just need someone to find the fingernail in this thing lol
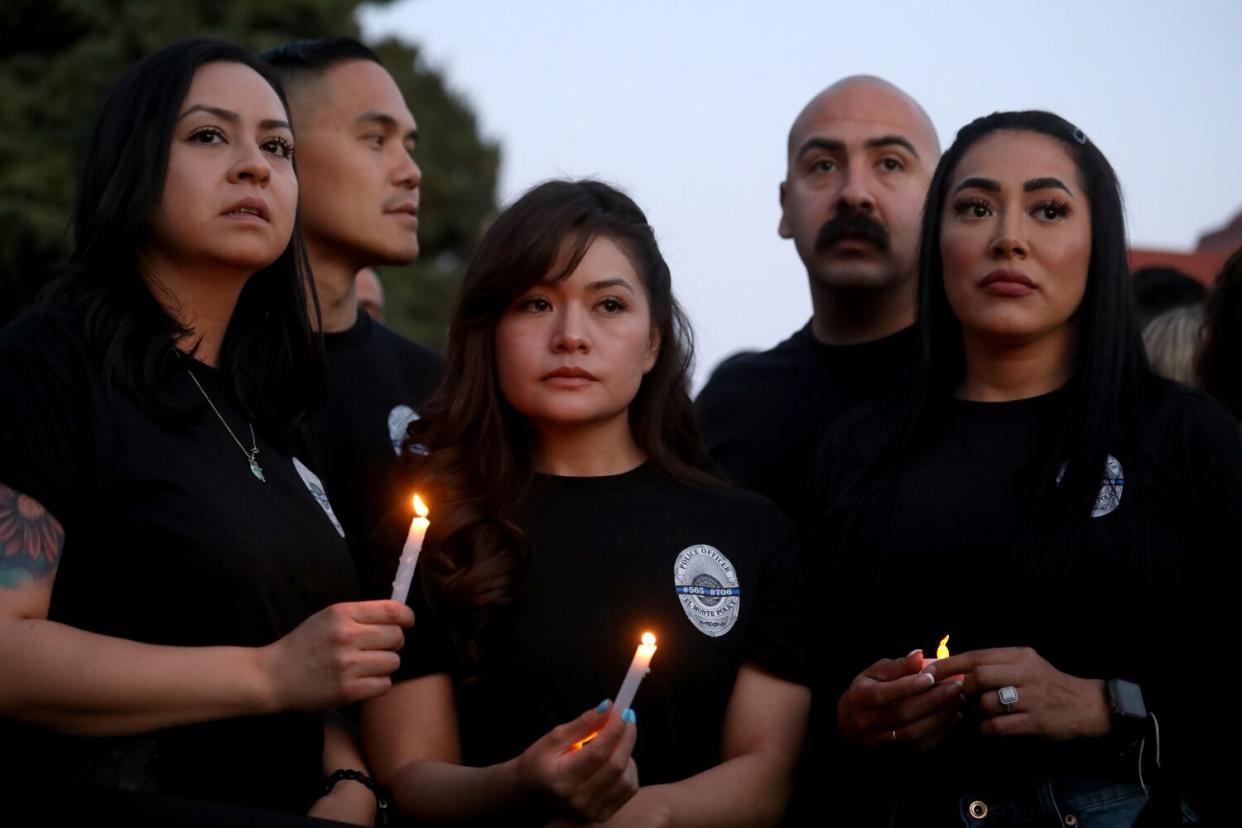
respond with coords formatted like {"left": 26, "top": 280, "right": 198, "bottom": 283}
{"left": 921, "top": 663, "right": 936, "bottom": 677}
{"left": 919, "top": 673, "right": 935, "bottom": 688}
{"left": 906, "top": 649, "right": 923, "bottom": 658}
{"left": 952, "top": 680, "right": 964, "bottom": 690}
{"left": 596, "top": 699, "right": 611, "bottom": 713}
{"left": 621, "top": 708, "right": 637, "bottom": 725}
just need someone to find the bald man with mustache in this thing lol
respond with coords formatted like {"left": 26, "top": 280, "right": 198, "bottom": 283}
{"left": 697, "top": 76, "right": 942, "bottom": 826}
{"left": 697, "top": 76, "right": 940, "bottom": 526}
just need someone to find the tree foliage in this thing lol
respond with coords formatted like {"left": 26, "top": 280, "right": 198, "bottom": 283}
{"left": 0, "top": 0, "right": 499, "bottom": 348}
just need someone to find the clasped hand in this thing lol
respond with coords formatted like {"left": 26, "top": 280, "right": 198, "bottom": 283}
{"left": 839, "top": 645, "right": 1110, "bottom": 750}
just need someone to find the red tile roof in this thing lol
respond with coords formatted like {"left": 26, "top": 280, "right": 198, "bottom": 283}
{"left": 1129, "top": 249, "right": 1232, "bottom": 286}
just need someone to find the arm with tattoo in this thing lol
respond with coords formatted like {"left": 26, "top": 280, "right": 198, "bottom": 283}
{"left": 0, "top": 484, "right": 63, "bottom": 593}
{"left": 0, "top": 482, "right": 413, "bottom": 736}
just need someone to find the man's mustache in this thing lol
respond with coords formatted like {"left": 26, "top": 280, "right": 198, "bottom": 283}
{"left": 815, "top": 212, "right": 890, "bottom": 251}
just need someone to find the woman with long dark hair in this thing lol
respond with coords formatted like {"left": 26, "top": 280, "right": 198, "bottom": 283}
{"left": 0, "top": 40, "right": 411, "bottom": 821}
{"left": 362, "top": 180, "right": 810, "bottom": 826}
{"left": 814, "top": 111, "right": 1240, "bottom": 825}
{"left": 1196, "top": 245, "right": 1242, "bottom": 420}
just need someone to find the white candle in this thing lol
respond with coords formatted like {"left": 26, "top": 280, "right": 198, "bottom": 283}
{"left": 390, "top": 494, "right": 430, "bottom": 605}
{"left": 611, "top": 632, "right": 658, "bottom": 719}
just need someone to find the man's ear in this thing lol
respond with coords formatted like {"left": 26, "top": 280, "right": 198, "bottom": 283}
{"left": 778, "top": 180, "right": 793, "bottom": 239}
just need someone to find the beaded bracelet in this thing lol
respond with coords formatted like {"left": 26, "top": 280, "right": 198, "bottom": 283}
{"left": 323, "top": 768, "right": 390, "bottom": 826}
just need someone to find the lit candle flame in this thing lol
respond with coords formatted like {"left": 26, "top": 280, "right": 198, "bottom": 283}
{"left": 412, "top": 494, "right": 429, "bottom": 517}
{"left": 641, "top": 632, "right": 656, "bottom": 647}
{"left": 936, "top": 635, "right": 950, "bottom": 660}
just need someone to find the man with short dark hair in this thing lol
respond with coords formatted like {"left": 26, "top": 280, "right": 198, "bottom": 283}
{"left": 263, "top": 39, "right": 441, "bottom": 598}
{"left": 696, "top": 76, "right": 940, "bottom": 523}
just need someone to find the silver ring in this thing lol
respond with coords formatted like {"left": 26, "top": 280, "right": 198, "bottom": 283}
{"left": 890, "top": 728, "right": 898, "bottom": 743}
{"left": 997, "top": 685, "right": 1019, "bottom": 713}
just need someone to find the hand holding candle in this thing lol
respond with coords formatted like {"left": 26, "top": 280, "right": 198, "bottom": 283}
{"left": 517, "top": 704, "right": 639, "bottom": 821}
{"left": 838, "top": 639, "right": 966, "bottom": 750}
{"left": 390, "top": 494, "right": 429, "bottom": 605}
{"left": 568, "top": 631, "right": 657, "bottom": 752}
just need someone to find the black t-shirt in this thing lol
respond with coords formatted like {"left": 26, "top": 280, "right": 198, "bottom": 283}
{"left": 810, "top": 379, "right": 1242, "bottom": 807}
{"left": 0, "top": 304, "right": 357, "bottom": 814}
{"left": 695, "top": 322, "right": 918, "bottom": 523}
{"left": 303, "top": 311, "right": 441, "bottom": 598}
{"left": 395, "top": 464, "right": 805, "bottom": 811}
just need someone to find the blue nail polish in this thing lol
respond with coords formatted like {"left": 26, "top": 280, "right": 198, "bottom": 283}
{"left": 621, "top": 708, "right": 637, "bottom": 725}
{"left": 596, "top": 699, "right": 611, "bottom": 714}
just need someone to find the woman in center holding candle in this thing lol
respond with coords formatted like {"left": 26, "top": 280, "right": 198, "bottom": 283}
{"left": 362, "top": 179, "right": 810, "bottom": 826}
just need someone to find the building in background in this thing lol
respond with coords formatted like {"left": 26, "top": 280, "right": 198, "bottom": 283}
{"left": 1130, "top": 208, "right": 1242, "bottom": 285}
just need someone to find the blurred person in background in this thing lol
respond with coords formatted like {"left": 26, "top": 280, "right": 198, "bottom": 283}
{"left": 1130, "top": 266, "right": 1204, "bottom": 329}
{"left": 1195, "top": 246, "right": 1242, "bottom": 420}
{"left": 1141, "top": 304, "right": 1203, "bottom": 387}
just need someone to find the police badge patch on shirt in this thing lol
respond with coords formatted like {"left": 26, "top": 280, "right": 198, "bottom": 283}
{"left": 1092, "top": 455, "right": 1125, "bottom": 517}
{"left": 673, "top": 544, "right": 741, "bottom": 637}
{"left": 292, "top": 457, "right": 346, "bottom": 538}
{"left": 389, "top": 404, "right": 430, "bottom": 458}
{"left": 387, "top": 405, "right": 420, "bottom": 456}
{"left": 1056, "top": 454, "right": 1125, "bottom": 518}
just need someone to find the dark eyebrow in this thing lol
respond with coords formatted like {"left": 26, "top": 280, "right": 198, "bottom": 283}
{"left": 1024, "top": 177, "right": 1073, "bottom": 196}
{"left": 952, "top": 176, "right": 1076, "bottom": 198}
{"left": 864, "top": 134, "right": 919, "bottom": 159}
{"left": 953, "top": 177, "right": 1001, "bottom": 195}
{"left": 586, "top": 278, "right": 635, "bottom": 294}
{"left": 356, "top": 111, "right": 420, "bottom": 143}
{"left": 794, "top": 137, "right": 845, "bottom": 161}
{"left": 180, "top": 104, "right": 236, "bottom": 122}
{"left": 178, "top": 104, "right": 289, "bottom": 131}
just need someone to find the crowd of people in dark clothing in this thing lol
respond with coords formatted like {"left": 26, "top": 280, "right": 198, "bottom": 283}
{"left": 1, "top": 33, "right": 1239, "bottom": 828}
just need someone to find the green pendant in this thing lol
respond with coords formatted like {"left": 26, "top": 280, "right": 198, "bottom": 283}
{"left": 249, "top": 456, "right": 266, "bottom": 483}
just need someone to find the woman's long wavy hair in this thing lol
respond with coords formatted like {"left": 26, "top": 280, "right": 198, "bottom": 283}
{"left": 43, "top": 39, "right": 322, "bottom": 439}
{"left": 412, "top": 179, "right": 716, "bottom": 668}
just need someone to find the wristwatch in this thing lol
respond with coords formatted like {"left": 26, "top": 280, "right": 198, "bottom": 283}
{"left": 1105, "top": 678, "right": 1148, "bottom": 742}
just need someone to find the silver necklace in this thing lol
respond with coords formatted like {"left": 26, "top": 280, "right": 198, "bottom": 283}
{"left": 185, "top": 368, "right": 266, "bottom": 483}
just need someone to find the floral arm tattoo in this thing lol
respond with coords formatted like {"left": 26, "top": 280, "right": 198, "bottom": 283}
{"left": 0, "top": 483, "right": 64, "bottom": 590}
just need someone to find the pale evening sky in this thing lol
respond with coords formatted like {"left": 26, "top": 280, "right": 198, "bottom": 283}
{"left": 360, "top": 0, "right": 1242, "bottom": 388}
